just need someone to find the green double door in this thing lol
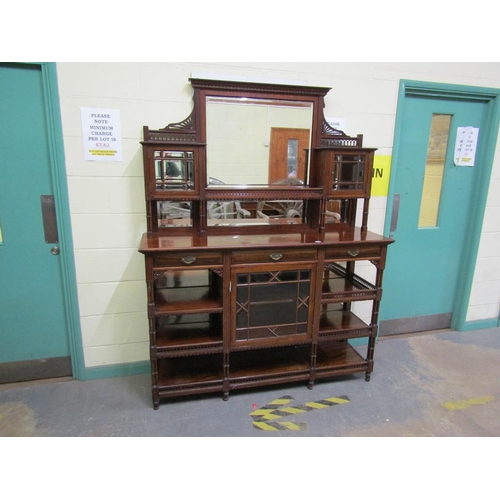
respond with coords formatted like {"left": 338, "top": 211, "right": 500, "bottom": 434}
{"left": 380, "top": 81, "right": 499, "bottom": 334}
{"left": 0, "top": 63, "right": 74, "bottom": 382}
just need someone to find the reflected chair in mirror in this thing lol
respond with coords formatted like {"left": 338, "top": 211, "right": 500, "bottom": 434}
{"left": 158, "top": 200, "right": 191, "bottom": 220}
{"left": 208, "top": 177, "right": 251, "bottom": 220}
{"left": 256, "top": 178, "right": 341, "bottom": 221}
{"left": 256, "top": 177, "right": 304, "bottom": 220}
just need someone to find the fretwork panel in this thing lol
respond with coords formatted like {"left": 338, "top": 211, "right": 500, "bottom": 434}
{"left": 234, "top": 268, "right": 311, "bottom": 342}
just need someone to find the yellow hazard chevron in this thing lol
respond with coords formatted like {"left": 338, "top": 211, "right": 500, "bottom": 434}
{"left": 253, "top": 421, "right": 308, "bottom": 431}
{"left": 250, "top": 395, "right": 350, "bottom": 431}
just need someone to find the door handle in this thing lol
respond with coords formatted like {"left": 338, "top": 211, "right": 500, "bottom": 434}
{"left": 390, "top": 194, "right": 400, "bottom": 235}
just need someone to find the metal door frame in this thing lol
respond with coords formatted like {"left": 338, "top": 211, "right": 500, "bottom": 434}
{"left": 30, "top": 62, "right": 85, "bottom": 378}
{"left": 383, "top": 80, "right": 500, "bottom": 331}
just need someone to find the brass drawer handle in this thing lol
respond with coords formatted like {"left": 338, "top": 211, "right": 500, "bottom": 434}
{"left": 347, "top": 249, "right": 360, "bottom": 257}
{"left": 181, "top": 256, "right": 196, "bottom": 265}
{"left": 270, "top": 253, "right": 283, "bottom": 261}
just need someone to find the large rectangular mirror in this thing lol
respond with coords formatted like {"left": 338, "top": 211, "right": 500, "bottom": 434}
{"left": 206, "top": 96, "right": 313, "bottom": 187}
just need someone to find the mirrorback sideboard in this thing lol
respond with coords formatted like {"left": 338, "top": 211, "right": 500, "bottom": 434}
{"left": 138, "top": 78, "right": 394, "bottom": 409}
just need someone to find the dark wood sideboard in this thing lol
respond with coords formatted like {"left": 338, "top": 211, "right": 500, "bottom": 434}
{"left": 139, "top": 78, "right": 394, "bottom": 409}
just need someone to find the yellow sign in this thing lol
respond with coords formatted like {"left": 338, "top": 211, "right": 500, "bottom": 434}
{"left": 371, "top": 155, "right": 392, "bottom": 197}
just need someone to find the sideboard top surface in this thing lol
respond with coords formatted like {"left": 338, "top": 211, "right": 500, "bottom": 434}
{"left": 139, "top": 229, "right": 394, "bottom": 254}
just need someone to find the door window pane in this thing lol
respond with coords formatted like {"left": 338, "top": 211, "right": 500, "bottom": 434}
{"left": 418, "top": 114, "right": 452, "bottom": 227}
{"left": 287, "top": 139, "right": 299, "bottom": 176}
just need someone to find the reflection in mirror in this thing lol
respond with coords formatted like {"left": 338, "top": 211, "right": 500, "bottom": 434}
{"left": 157, "top": 201, "right": 193, "bottom": 227}
{"left": 325, "top": 199, "right": 345, "bottom": 224}
{"left": 206, "top": 97, "right": 313, "bottom": 185}
{"left": 256, "top": 199, "right": 303, "bottom": 220}
{"left": 206, "top": 199, "right": 304, "bottom": 227}
{"left": 208, "top": 199, "right": 251, "bottom": 220}
{"left": 207, "top": 176, "right": 305, "bottom": 226}
{"left": 154, "top": 150, "right": 194, "bottom": 191}
{"left": 287, "top": 139, "right": 299, "bottom": 175}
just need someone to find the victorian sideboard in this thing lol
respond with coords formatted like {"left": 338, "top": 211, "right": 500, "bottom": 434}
{"left": 139, "top": 78, "right": 394, "bottom": 409}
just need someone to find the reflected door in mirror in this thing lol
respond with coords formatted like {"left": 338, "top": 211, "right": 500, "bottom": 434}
{"left": 269, "top": 128, "right": 310, "bottom": 184}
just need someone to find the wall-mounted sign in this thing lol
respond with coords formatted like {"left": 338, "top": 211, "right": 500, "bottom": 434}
{"left": 325, "top": 117, "right": 347, "bottom": 133}
{"left": 81, "top": 107, "right": 123, "bottom": 161}
{"left": 454, "top": 126, "right": 479, "bottom": 167}
{"left": 371, "top": 155, "right": 392, "bottom": 197}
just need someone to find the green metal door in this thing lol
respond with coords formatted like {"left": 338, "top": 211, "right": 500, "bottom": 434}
{"left": 380, "top": 81, "right": 500, "bottom": 335}
{"left": 0, "top": 63, "right": 73, "bottom": 382}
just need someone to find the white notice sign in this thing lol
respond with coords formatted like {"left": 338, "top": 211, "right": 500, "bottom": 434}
{"left": 454, "top": 126, "right": 479, "bottom": 167}
{"left": 81, "top": 107, "right": 123, "bottom": 161}
{"left": 325, "top": 117, "right": 348, "bottom": 133}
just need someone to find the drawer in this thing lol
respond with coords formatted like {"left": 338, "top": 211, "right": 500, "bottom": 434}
{"left": 324, "top": 244, "right": 381, "bottom": 261}
{"left": 232, "top": 248, "right": 317, "bottom": 264}
{"left": 153, "top": 252, "right": 222, "bottom": 268}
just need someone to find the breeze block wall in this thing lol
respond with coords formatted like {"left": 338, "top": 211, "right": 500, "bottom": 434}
{"left": 55, "top": 62, "right": 500, "bottom": 371}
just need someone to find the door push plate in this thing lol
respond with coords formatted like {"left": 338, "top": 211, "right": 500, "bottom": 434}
{"left": 40, "top": 195, "right": 59, "bottom": 244}
{"left": 390, "top": 194, "right": 400, "bottom": 234}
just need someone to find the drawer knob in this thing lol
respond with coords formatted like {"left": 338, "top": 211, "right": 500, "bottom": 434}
{"left": 347, "top": 249, "right": 360, "bottom": 257}
{"left": 270, "top": 253, "right": 283, "bottom": 261}
{"left": 181, "top": 256, "right": 197, "bottom": 265}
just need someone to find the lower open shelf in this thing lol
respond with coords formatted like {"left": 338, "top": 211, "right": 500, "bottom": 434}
{"left": 318, "top": 310, "right": 373, "bottom": 340}
{"left": 154, "top": 340, "right": 368, "bottom": 406}
{"left": 314, "top": 341, "right": 368, "bottom": 379}
{"left": 156, "top": 315, "right": 223, "bottom": 355}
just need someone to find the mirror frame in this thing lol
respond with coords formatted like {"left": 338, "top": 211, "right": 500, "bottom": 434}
{"left": 190, "top": 78, "right": 329, "bottom": 195}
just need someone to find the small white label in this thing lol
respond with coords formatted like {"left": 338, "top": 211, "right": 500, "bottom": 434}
{"left": 454, "top": 126, "right": 479, "bottom": 167}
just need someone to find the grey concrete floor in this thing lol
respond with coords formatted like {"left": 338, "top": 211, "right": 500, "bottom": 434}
{"left": 1, "top": 327, "right": 499, "bottom": 437}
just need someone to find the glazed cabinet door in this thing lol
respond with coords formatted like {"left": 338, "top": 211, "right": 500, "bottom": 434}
{"left": 315, "top": 148, "right": 374, "bottom": 198}
{"left": 142, "top": 143, "right": 205, "bottom": 233}
{"left": 149, "top": 149, "right": 197, "bottom": 195}
{"left": 330, "top": 150, "right": 372, "bottom": 197}
{"left": 229, "top": 261, "right": 317, "bottom": 348}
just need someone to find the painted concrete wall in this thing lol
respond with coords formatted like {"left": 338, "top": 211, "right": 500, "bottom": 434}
{"left": 55, "top": 62, "right": 500, "bottom": 369}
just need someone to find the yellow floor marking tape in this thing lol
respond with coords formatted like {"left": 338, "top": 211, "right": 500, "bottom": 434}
{"left": 441, "top": 395, "right": 495, "bottom": 411}
{"left": 253, "top": 421, "right": 308, "bottom": 431}
{"left": 277, "top": 406, "right": 307, "bottom": 415}
{"left": 249, "top": 395, "right": 294, "bottom": 421}
{"left": 251, "top": 395, "right": 350, "bottom": 431}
